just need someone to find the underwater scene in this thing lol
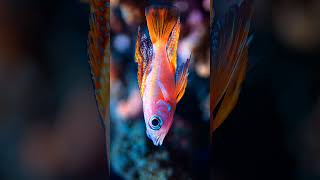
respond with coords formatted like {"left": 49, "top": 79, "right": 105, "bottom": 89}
{"left": 109, "top": 0, "right": 210, "bottom": 179}
{"left": 0, "top": 0, "right": 319, "bottom": 179}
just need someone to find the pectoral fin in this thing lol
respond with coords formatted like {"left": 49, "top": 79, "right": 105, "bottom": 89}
{"left": 157, "top": 80, "right": 170, "bottom": 101}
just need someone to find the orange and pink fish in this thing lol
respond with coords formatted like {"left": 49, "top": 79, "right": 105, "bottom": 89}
{"left": 135, "top": 6, "right": 190, "bottom": 146}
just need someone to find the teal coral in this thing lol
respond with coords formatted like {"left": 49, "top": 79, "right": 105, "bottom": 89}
{"left": 111, "top": 120, "right": 174, "bottom": 179}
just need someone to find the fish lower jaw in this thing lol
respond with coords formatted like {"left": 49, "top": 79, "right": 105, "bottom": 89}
{"left": 152, "top": 137, "right": 163, "bottom": 146}
{"left": 146, "top": 131, "right": 164, "bottom": 146}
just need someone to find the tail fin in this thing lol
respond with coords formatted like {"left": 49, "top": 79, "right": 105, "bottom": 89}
{"left": 210, "top": 0, "right": 253, "bottom": 134}
{"left": 145, "top": 6, "right": 179, "bottom": 44}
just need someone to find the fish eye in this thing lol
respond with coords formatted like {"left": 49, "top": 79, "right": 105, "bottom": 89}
{"left": 149, "top": 115, "right": 162, "bottom": 130}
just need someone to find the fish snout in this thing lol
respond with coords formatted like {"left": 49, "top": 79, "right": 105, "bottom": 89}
{"left": 146, "top": 130, "right": 165, "bottom": 146}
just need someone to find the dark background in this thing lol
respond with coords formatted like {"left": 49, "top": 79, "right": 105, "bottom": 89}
{"left": 0, "top": 0, "right": 107, "bottom": 179}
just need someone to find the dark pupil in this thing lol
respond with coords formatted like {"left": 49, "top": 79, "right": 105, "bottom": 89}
{"left": 151, "top": 118, "right": 159, "bottom": 126}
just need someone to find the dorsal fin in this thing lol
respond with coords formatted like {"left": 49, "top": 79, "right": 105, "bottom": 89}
{"left": 135, "top": 26, "right": 153, "bottom": 96}
{"left": 210, "top": 0, "right": 253, "bottom": 133}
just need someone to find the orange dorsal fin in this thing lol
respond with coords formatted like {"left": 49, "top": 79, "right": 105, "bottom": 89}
{"left": 145, "top": 6, "right": 179, "bottom": 45}
{"left": 210, "top": 0, "right": 253, "bottom": 133}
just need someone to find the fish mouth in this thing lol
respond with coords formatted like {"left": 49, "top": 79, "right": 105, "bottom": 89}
{"left": 146, "top": 131, "right": 165, "bottom": 146}
{"left": 153, "top": 135, "right": 165, "bottom": 146}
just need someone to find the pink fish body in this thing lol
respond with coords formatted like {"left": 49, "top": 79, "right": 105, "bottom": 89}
{"left": 135, "top": 6, "right": 190, "bottom": 146}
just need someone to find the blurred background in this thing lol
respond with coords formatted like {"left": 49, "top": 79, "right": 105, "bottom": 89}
{"left": 0, "top": 0, "right": 107, "bottom": 179}
{"left": 1, "top": 0, "right": 319, "bottom": 179}
{"left": 109, "top": 0, "right": 210, "bottom": 179}
{"left": 212, "top": 0, "right": 320, "bottom": 180}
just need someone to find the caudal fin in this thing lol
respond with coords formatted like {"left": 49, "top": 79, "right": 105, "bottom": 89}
{"left": 145, "top": 6, "right": 179, "bottom": 44}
